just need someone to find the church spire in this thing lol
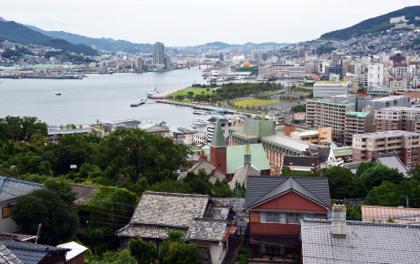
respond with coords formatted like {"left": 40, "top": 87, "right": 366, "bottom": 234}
{"left": 211, "top": 119, "right": 226, "bottom": 147}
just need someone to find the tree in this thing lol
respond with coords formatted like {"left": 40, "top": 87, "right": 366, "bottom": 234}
{"left": 318, "top": 167, "right": 366, "bottom": 199}
{"left": 365, "top": 181, "right": 405, "bottom": 206}
{"left": 91, "top": 249, "right": 137, "bottom": 264}
{"left": 11, "top": 189, "right": 79, "bottom": 245}
{"left": 0, "top": 116, "right": 47, "bottom": 141}
{"left": 359, "top": 164, "right": 404, "bottom": 191}
{"left": 128, "top": 238, "right": 157, "bottom": 264}
{"left": 160, "top": 232, "right": 201, "bottom": 264}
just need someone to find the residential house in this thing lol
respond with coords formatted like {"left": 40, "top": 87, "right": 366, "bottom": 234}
{"left": 117, "top": 192, "right": 236, "bottom": 264}
{"left": 2, "top": 240, "right": 68, "bottom": 264}
{"left": 0, "top": 177, "right": 43, "bottom": 233}
{"left": 245, "top": 176, "right": 330, "bottom": 258}
{"left": 281, "top": 156, "right": 319, "bottom": 172}
{"left": 301, "top": 205, "right": 420, "bottom": 264}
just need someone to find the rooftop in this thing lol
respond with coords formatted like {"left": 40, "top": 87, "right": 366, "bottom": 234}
{"left": 185, "top": 219, "right": 227, "bottom": 242}
{"left": 353, "top": 130, "right": 419, "bottom": 139}
{"left": 0, "top": 243, "right": 21, "bottom": 264}
{"left": 301, "top": 219, "right": 420, "bottom": 264}
{"left": 245, "top": 176, "right": 330, "bottom": 209}
{"left": 370, "top": 95, "right": 408, "bottom": 102}
{"left": 0, "top": 177, "right": 43, "bottom": 203}
{"left": 308, "top": 98, "right": 354, "bottom": 107}
{"left": 2, "top": 240, "right": 67, "bottom": 264}
{"left": 345, "top": 111, "right": 369, "bottom": 118}
{"left": 262, "top": 135, "right": 310, "bottom": 152}
{"left": 226, "top": 144, "right": 270, "bottom": 175}
{"left": 362, "top": 205, "right": 420, "bottom": 223}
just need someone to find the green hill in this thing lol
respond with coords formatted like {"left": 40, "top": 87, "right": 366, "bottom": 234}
{"left": 321, "top": 6, "right": 420, "bottom": 40}
{"left": 0, "top": 20, "right": 97, "bottom": 55}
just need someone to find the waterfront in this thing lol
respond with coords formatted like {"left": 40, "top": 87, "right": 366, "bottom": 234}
{"left": 0, "top": 68, "right": 204, "bottom": 128}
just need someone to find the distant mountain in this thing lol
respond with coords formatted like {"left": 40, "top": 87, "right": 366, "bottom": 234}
{"left": 321, "top": 6, "right": 420, "bottom": 40}
{"left": 0, "top": 20, "right": 97, "bottom": 55}
{"left": 28, "top": 26, "right": 153, "bottom": 53}
{"left": 180, "top": 41, "right": 287, "bottom": 53}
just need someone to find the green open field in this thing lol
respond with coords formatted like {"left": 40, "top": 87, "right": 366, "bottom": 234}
{"left": 169, "top": 87, "right": 215, "bottom": 97}
{"left": 234, "top": 98, "right": 280, "bottom": 108}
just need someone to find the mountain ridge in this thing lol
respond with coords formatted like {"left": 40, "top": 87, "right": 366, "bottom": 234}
{"left": 321, "top": 5, "right": 420, "bottom": 40}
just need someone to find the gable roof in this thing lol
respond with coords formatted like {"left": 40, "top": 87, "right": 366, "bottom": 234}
{"left": 0, "top": 177, "right": 43, "bottom": 203}
{"left": 185, "top": 219, "right": 227, "bottom": 242}
{"left": 228, "top": 164, "right": 260, "bottom": 190}
{"left": 373, "top": 155, "right": 408, "bottom": 176}
{"left": 0, "top": 243, "right": 21, "bottom": 264}
{"left": 226, "top": 144, "right": 270, "bottom": 174}
{"left": 301, "top": 219, "right": 420, "bottom": 264}
{"left": 2, "top": 240, "right": 67, "bottom": 264}
{"left": 245, "top": 176, "right": 330, "bottom": 209}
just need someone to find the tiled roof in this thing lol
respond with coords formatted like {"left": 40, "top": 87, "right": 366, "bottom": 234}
{"left": 245, "top": 176, "right": 330, "bottom": 209}
{"left": 2, "top": 240, "right": 67, "bottom": 264}
{"left": 301, "top": 219, "right": 420, "bottom": 264}
{"left": 117, "top": 192, "right": 233, "bottom": 242}
{"left": 228, "top": 164, "right": 260, "bottom": 190}
{"left": 185, "top": 219, "right": 227, "bottom": 242}
{"left": 212, "top": 198, "right": 247, "bottom": 219}
{"left": 128, "top": 192, "right": 209, "bottom": 228}
{"left": 362, "top": 205, "right": 420, "bottom": 223}
{"left": 373, "top": 156, "right": 408, "bottom": 176}
{"left": 0, "top": 177, "right": 43, "bottom": 203}
{"left": 0, "top": 243, "right": 21, "bottom": 264}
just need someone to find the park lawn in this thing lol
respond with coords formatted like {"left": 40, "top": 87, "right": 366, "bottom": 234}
{"left": 234, "top": 98, "right": 280, "bottom": 108}
{"left": 169, "top": 87, "right": 215, "bottom": 97}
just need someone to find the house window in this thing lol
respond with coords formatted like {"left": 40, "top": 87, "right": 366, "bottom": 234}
{"left": 2, "top": 206, "right": 13, "bottom": 219}
{"left": 260, "top": 212, "right": 286, "bottom": 223}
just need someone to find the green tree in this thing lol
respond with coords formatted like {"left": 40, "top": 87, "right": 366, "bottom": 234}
{"left": 11, "top": 189, "right": 79, "bottom": 245}
{"left": 91, "top": 249, "right": 137, "bottom": 264}
{"left": 128, "top": 238, "right": 157, "bottom": 264}
{"left": 318, "top": 167, "right": 366, "bottom": 199}
{"left": 0, "top": 116, "right": 47, "bottom": 141}
{"left": 359, "top": 164, "right": 404, "bottom": 191}
{"left": 365, "top": 181, "right": 405, "bottom": 206}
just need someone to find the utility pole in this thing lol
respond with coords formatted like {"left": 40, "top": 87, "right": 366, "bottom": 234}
{"left": 35, "top": 223, "right": 42, "bottom": 244}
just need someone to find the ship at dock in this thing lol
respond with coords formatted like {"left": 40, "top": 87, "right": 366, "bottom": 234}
{"left": 130, "top": 99, "right": 147, "bottom": 107}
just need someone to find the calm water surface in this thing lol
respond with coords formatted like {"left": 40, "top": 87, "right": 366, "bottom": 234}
{"left": 0, "top": 68, "right": 204, "bottom": 128}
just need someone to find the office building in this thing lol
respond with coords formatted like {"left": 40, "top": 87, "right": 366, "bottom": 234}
{"left": 367, "top": 63, "right": 384, "bottom": 87}
{"left": 153, "top": 42, "right": 165, "bottom": 65}
{"left": 313, "top": 81, "right": 352, "bottom": 98}
{"left": 352, "top": 130, "right": 420, "bottom": 169}
{"left": 344, "top": 111, "right": 374, "bottom": 145}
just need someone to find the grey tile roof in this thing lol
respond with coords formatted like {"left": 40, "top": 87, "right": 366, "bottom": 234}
{"left": 0, "top": 177, "right": 43, "bottom": 203}
{"left": 128, "top": 192, "right": 209, "bottom": 228}
{"left": 2, "top": 240, "right": 67, "bottom": 264}
{"left": 117, "top": 192, "right": 233, "bottom": 242}
{"left": 374, "top": 156, "right": 409, "bottom": 176}
{"left": 117, "top": 192, "right": 210, "bottom": 240}
{"left": 213, "top": 198, "right": 247, "bottom": 219}
{"left": 185, "top": 219, "right": 227, "bottom": 242}
{"left": 301, "top": 219, "right": 420, "bottom": 264}
{"left": 283, "top": 156, "right": 319, "bottom": 167}
{"left": 245, "top": 176, "right": 330, "bottom": 209}
{"left": 228, "top": 164, "right": 260, "bottom": 190}
{"left": 0, "top": 243, "right": 21, "bottom": 264}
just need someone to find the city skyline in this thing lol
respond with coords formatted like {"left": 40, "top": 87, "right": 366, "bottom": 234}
{"left": 2, "top": 0, "right": 419, "bottom": 46}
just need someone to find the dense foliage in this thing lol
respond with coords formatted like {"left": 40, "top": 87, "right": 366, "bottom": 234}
{"left": 11, "top": 188, "right": 79, "bottom": 245}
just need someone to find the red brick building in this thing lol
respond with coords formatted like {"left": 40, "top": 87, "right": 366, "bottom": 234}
{"left": 245, "top": 176, "right": 330, "bottom": 258}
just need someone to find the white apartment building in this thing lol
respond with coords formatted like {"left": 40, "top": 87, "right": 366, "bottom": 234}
{"left": 368, "top": 64, "right": 384, "bottom": 87}
{"left": 313, "top": 81, "right": 352, "bottom": 98}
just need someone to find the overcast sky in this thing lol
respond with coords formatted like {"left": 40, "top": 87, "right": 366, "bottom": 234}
{"left": 2, "top": 0, "right": 419, "bottom": 46}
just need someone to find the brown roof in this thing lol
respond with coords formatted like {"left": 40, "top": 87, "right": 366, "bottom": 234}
{"left": 362, "top": 205, "right": 420, "bottom": 223}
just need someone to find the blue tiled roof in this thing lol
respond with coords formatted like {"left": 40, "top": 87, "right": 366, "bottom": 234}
{"left": 2, "top": 240, "right": 67, "bottom": 264}
{"left": 0, "top": 177, "right": 43, "bottom": 203}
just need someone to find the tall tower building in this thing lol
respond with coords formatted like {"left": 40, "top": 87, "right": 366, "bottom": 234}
{"left": 210, "top": 120, "right": 227, "bottom": 175}
{"left": 153, "top": 42, "right": 165, "bottom": 65}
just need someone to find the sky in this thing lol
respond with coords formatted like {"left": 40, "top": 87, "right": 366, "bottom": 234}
{"left": 1, "top": 0, "right": 419, "bottom": 46}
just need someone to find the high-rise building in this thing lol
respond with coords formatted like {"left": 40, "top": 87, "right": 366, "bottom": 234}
{"left": 375, "top": 107, "right": 420, "bottom": 132}
{"left": 352, "top": 131, "right": 420, "bottom": 169}
{"left": 367, "top": 63, "right": 384, "bottom": 87}
{"left": 344, "top": 111, "right": 374, "bottom": 146}
{"left": 135, "top": 57, "right": 144, "bottom": 73}
{"left": 153, "top": 42, "right": 165, "bottom": 65}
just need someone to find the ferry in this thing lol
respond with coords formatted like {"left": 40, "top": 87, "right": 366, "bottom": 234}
{"left": 192, "top": 118, "right": 207, "bottom": 126}
{"left": 130, "top": 99, "right": 146, "bottom": 107}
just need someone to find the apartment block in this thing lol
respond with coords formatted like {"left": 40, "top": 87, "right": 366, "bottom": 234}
{"left": 352, "top": 130, "right": 420, "bottom": 169}
{"left": 375, "top": 107, "right": 420, "bottom": 132}
{"left": 306, "top": 99, "right": 354, "bottom": 144}
{"left": 344, "top": 111, "right": 374, "bottom": 145}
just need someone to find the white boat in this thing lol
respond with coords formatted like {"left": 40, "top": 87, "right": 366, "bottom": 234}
{"left": 147, "top": 86, "right": 159, "bottom": 98}
{"left": 192, "top": 118, "right": 207, "bottom": 126}
{"left": 193, "top": 110, "right": 210, "bottom": 115}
